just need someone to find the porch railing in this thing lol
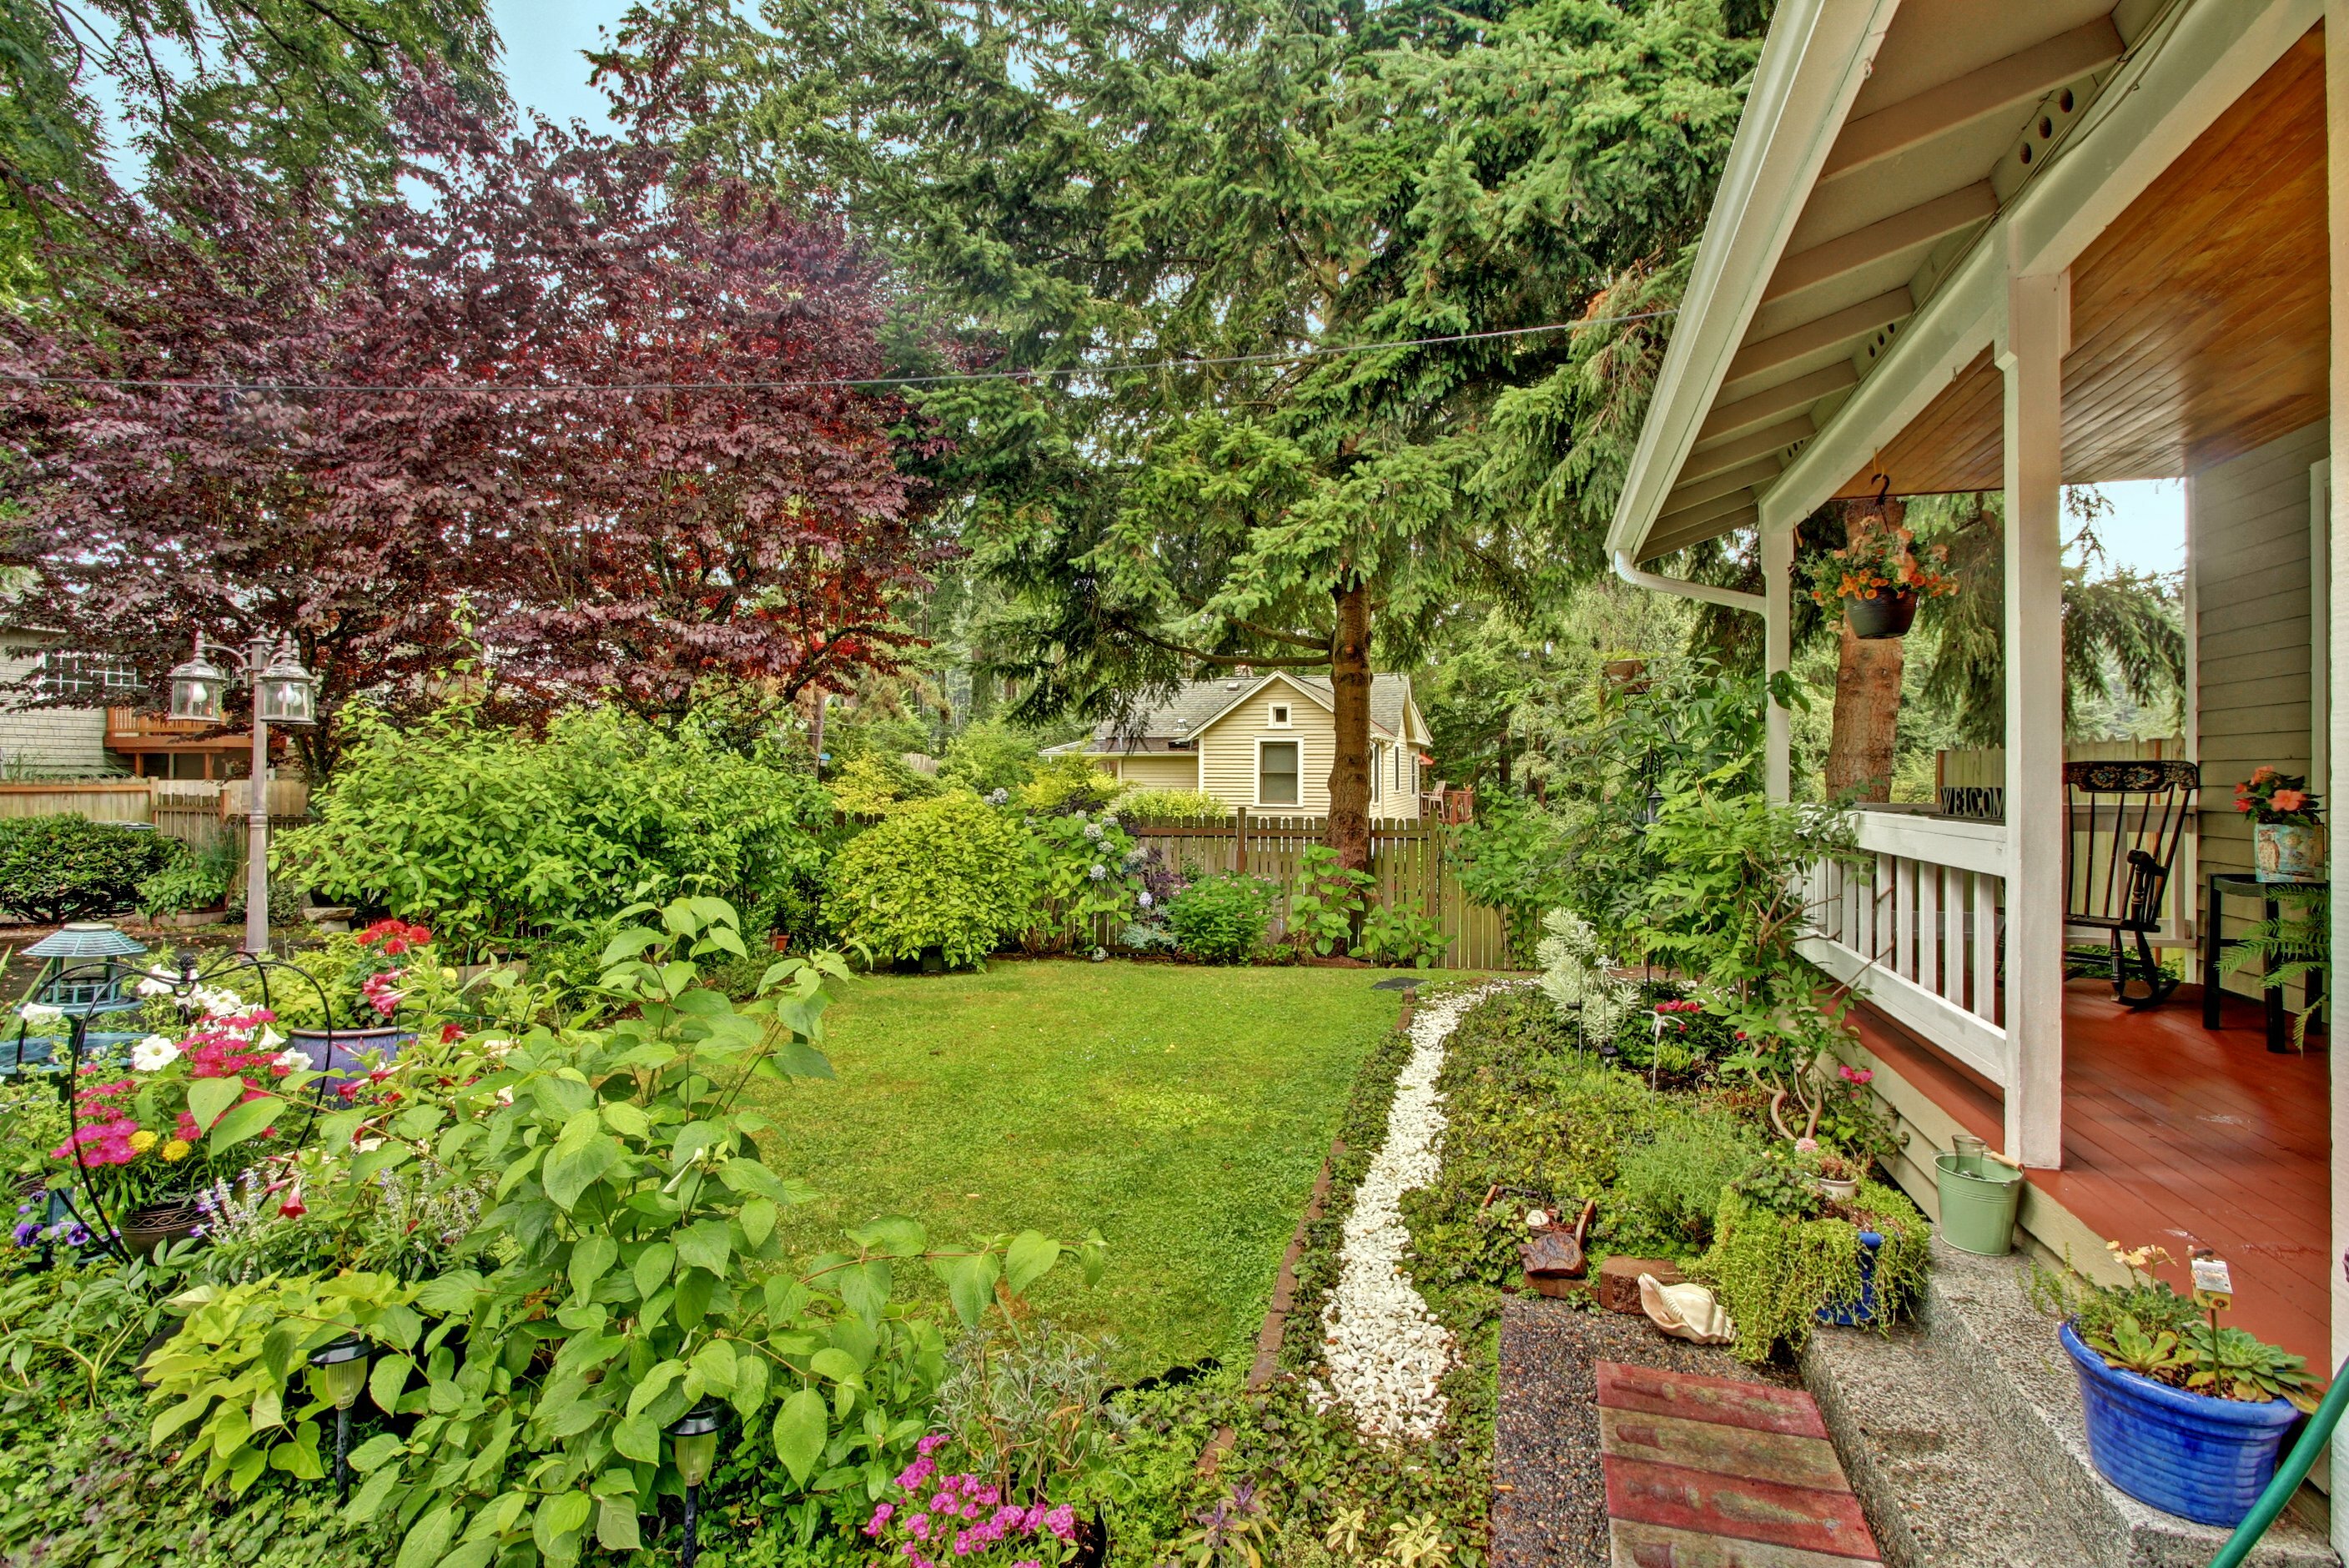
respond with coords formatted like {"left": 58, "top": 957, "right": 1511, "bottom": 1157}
{"left": 1799, "top": 808, "right": 2009, "bottom": 1084}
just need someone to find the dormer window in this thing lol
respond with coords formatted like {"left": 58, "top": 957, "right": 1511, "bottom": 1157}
{"left": 1269, "top": 703, "right": 1292, "bottom": 728}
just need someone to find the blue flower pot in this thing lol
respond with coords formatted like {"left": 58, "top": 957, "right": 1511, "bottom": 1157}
{"left": 2058, "top": 1319, "right": 2301, "bottom": 1526}
{"left": 1817, "top": 1230, "right": 1884, "bottom": 1326}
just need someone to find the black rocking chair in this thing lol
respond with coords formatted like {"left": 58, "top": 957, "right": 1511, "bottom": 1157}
{"left": 2061, "top": 759, "right": 2199, "bottom": 1008}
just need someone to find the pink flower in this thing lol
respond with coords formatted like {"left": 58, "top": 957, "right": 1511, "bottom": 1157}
{"left": 897, "top": 1455, "right": 936, "bottom": 1490}
{"left": 908, "top": 1515, "right": 930, "bottom": 1540}
{"left": 865, "top": 1505, "right": 895, "bottom": 1537}
{"left": 931, "top": 1492, "right": 954, "bottom": 1512}
{"left": 2273, "top": 789, "right": 2308, "bottom": 813}
{"left": 1837, "top": 1064, "right": 1874, "bottom": 1084}
{"left": 1043, "top": 1505, "right": 1076, "bottom": 1541}
{"left": 1795, "top": 1137, "right": 1818, "bottom": 1153}
{"left": 917, "top": 1433, "right": 948, "bottom": 1456}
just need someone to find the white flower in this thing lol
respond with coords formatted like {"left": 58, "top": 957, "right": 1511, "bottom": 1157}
{"left": 16, "top": 1003, "right": 63, "bottom": 1028}
{"left": 1138, "top": 891, "right": 1154, "bottom": 909}
{"left": 1083, "top": 822, "right": 1104, "bottom": 841}
{"left": 131, "top": 1035, "right": 182, "bottom": 1073}
{"left": 274, "top": 1048, "right": 310, "bottom": 1073}
{"left": 257, "top": 1025, "right": 286, "bottom": 1053}
{"left": 191, "top": 986, "right": 245, "bottom": 1018}
{"left": 1088, "top": 863, "right": 1108, "bottom": 881}
{"left": 135, "top": 974, "right": 175, "bottom": 998}
{"left": 355, "top": 1138, "right": 385, "bottom": 1153}
{"left": 495, "top": 1086, "right": 515, "bottom": 1105}
{"left": 1100, "top": 815, "right": 1119, "bottom": 830}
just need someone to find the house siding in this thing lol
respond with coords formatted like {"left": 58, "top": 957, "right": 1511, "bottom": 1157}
{"left": 1102, "top": 754, "right": 1201, "bottom": 792}
{"left": 0, "top": 647, "right": 108, "bottom": 776}
{"left": 1189, "top": 679, "right": 1421, "bottom": 818}
{"left": 2190, "top": 418, "right": 2327, "bottom": 1001}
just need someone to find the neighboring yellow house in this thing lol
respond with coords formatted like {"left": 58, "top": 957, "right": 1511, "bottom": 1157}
{"left": 1049, "top": 671, "right": 1432, "bottom": 819}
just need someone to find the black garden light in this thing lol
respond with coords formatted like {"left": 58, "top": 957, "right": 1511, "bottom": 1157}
{"left": 309, "top": 1334, "right": 370, "bottom": 1503}
{"left": 667, "top": 1400, "right": 726, "bottom": 1565}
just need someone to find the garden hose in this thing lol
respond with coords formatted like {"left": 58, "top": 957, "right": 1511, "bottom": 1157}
{"left": 2206, "top": 1356, "right": 2349, "bottom": 1568}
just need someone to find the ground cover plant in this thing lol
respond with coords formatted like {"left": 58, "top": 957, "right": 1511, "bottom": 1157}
{"left": 737, "top": 961, "right": 1399, "bottom": 1375}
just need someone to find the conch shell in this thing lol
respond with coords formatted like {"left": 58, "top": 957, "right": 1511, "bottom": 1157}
{"left": 1638, "top": 1274, "right": 1735, "bottom": 1345}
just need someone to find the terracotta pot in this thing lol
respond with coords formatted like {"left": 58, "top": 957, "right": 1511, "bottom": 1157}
{"left": 1845, "top": 589, "right": 1918, "bottom": 639}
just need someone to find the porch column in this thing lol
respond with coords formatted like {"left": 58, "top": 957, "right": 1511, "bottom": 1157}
{"left": 1998, "top": 263, "right": 2068, "bottom": 1169}
{"left": 2326, "top": 0, "right": 2349, "bottom": 1536}
{"left": 1763, "top": 521, "right": 1793, "bottom": 802}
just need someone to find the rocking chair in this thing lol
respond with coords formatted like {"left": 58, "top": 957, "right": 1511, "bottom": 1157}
{"left": 2061, "top": 759, "right": 2199, "bottom": 1008}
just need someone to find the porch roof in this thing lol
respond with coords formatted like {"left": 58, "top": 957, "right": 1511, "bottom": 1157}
{"left": 1607, "top": 0, "right": 2327, "bottom": 565}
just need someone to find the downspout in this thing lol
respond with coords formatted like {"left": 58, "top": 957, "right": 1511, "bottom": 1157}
{"left": 1612, "top": 550, "right": 1765, "bottom": 615}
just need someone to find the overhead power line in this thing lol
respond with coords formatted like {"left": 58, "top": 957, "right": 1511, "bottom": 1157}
{"left": 0, "top": 308, "right": 1678, "bottom": 396}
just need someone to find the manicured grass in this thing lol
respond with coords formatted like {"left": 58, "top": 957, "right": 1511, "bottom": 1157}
{"left": 745, "top": 959, "right": 1403, "bottom": 1376}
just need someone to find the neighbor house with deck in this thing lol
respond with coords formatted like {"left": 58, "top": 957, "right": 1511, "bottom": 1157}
{"left": 1050, "top": 671, "right": 1434, "bottom": 818}
{"left": 1607, "top": 0, "right": 2346, "bottom": 1542}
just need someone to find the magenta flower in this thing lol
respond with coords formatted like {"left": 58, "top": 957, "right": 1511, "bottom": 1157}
{"left": 1043, "top": 1505, "right": 1076, "bottom": 1541}
{"left": 908, "top": 1515, "right": 929, "bottom": 1540}
{"left": 866, "top": 1505, "right": 896, "bottom": 1537}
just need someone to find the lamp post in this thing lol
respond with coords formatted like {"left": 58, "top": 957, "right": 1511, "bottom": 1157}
{"left": 167, "top": 632, "right": 316, "bottom": 956}
{"left": 666, "top": 1401, "right": 725, "bottom": 1565}
{"left": 308, "top": 1334, "right": 370, "bottom": 1504}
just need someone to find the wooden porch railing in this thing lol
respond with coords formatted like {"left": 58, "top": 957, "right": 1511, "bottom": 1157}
{"left": 1799, "top": 808, "right": 2009, "bottom": 1084}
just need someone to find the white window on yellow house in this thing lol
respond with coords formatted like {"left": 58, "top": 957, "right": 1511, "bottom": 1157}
{"left": 1269, "top": 702, "right": 1292, "bottom": 728}
{"left": 1258, "top": 740, "right": 1300, "bottom": 807}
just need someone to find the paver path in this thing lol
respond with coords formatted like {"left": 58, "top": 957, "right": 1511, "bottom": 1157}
{"left": 1598, "top": 1362, "right": 1883, "bottom": 1565}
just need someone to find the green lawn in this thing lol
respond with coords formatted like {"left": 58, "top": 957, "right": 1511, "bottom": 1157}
{"left": 745, "top": 959, "right": 1401, "bottom": 1375}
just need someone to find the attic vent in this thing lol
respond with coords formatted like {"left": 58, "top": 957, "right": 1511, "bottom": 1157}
{"left": 1225, "top": 681, "right": 1241, "bottom": 690}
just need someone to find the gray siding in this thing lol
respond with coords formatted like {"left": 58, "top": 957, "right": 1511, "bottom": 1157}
{"left": 2190, "top": 419, "right": 2327, "bottom": 1001}
{"left": 0, "top": 647, "right": 108, "bottom": 776}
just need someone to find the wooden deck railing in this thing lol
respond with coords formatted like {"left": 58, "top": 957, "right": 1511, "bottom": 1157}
{"left": 1799, "top": 808, "right": 2009, "bottom": 1084}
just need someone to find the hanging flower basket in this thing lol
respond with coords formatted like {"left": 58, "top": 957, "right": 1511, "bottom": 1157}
{"left": 1844, "top": 591, "right": 1918, "bottom": 641}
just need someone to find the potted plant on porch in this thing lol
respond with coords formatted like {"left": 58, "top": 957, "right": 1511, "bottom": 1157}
{"left": 1807, "top": 504, "right": 1958, "bottom": 640}
{"left": 2038, "top": 1242, "right": 2321, "bottom": 1528}
{"left": 2233, "top": 766, "right": 2325, "bottom": 882}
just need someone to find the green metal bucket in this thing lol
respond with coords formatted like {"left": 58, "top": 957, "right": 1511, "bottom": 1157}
{"left": 1935, "top": 1150, "right": 2025, "bottom": 1255}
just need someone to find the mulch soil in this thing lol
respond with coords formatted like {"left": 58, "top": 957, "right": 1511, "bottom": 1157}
{"left": 1489, "top": 1294, "right": 1805, "bottom": 1568}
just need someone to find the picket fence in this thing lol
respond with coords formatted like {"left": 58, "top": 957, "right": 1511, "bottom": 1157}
{"left": 1126, "top": 812, "right": 1512, "bottom": 972}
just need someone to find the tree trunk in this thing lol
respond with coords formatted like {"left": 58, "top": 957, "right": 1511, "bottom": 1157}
{"left": 1326, "top": 579, "right": 1373, "bottom": 872}
{"left": 1823, "top": 616, "right": 1904, "bottom": 802}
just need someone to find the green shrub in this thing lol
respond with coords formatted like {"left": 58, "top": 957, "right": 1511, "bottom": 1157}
{"left": 1352, "top": 898, "right": 1451, "bottom": 968}
{"left": 1611, "top": 1117, "right": 1761, "bottom": 1254}
{"left": 826, "top": 792, "right": 1034, "bottom": 967}
{"left": 138, "top": 838, "right": 236, "bottom": 917}
{"left": 827, "top": 751, "right": 944, "bottom": 816}
{"left": 0, "top": 814, "right": 181, "bottom": 922}
{"left": 938, "top": 719, "right": 1044, "bottom": 797}
{"left": 1164, "top": 872, "right": 1279, "bottom": 962}
{"left": 277, "top": 705, "right": 832, "bottom": 955}
{"left": 1020, "top": 753, "right": 1122, "bottom": 813}
{"left": 1025, "top": 808, "right": 1144, "bottom": 953}
{"left": 1117, "top": 788, "right": 1227, "bottom": 823}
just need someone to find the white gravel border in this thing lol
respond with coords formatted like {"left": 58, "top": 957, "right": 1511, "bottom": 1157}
{"left": 1311, "top": 982, "right": 1513, "bottom": 1440}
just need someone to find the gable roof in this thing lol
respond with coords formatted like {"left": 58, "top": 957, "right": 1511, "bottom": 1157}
{"left": 1078, "top": 672, "right": 1417, "bottom": 753}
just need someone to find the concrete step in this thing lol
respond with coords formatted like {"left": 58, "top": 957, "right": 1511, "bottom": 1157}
{"left": 1805, "top": 1237, "right": 2336, "bottom": 1568}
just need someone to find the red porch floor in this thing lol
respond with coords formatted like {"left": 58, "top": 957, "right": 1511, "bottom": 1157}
{"left": 1853, "top": 981, "right": 2331, "bottom": 1370}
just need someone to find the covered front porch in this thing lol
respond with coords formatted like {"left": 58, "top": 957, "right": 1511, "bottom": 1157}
{"left": 1599, "top": 0, "right": 2347, "bottom": 1521}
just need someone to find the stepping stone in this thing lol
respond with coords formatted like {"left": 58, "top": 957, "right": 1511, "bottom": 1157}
{"left": 1598, "top": 1362, "right": 1880, "bottom": 1565}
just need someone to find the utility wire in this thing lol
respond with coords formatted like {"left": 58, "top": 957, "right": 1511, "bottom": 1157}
{"left": 0, "top": 308, "right": 1677, "bottom": 396}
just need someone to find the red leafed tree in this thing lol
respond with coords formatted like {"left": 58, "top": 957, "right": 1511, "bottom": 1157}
{"left": 0, "top": 84, "right": 933, "bottom": 773}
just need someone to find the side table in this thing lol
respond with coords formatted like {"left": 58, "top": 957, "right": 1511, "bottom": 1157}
{"left": 2203, "top": 871, "right": 2326, "bottom": 1053}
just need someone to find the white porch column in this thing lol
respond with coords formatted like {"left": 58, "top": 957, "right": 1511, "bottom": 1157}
{"left": 1998, "top": 264, "right": 2068, "bottom": 1170}
{"left": 2326, "top": 0, "right": 2349, "bottom": 1535}
{"left": 1763, "top": 522, "right": 1793, "bottom": 802}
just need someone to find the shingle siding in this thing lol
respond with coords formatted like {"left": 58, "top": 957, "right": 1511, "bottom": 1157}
{"left": 0, "top": 649, "right": 108, "bottom": 776}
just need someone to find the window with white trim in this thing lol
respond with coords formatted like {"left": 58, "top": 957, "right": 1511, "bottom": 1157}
{"left": 1369, "top": 741, "right": 1382, "bottom": 803}
{"left": 35, "top": 652, "right": 140, "bottom": 701}
{"left": 1258, "top": 740, "right": 1300, "bottom": 807}
{"left": 1268, "top": 702, "right": 1291, "bottom": 727}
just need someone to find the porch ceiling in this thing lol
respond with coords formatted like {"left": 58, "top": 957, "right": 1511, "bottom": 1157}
{"left": 1833, "top": 31, "right": 2331, "bottom": 498}
{"left": 1621, "top": 0, "right": 2151, "bottom": 563}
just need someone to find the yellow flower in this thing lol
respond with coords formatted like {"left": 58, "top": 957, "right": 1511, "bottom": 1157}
{"left": 128, "top": 1129, "right": 158, "bottom": 1153}
{"left": 162, "top": 1139, "right": 192, "bottom": 1163}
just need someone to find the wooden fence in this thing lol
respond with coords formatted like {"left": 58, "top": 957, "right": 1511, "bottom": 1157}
{"left": 0, "top": 778, "right": 309, "bottom": 862}
{"left": 1128, "top": 812, "right": 1512, "bottom": 971}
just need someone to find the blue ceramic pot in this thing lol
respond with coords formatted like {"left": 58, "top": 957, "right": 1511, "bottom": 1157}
{"left": 2058, "top": 1319, "right": 2300, "bottom": 1526}
{"left": 286, "top": 1026, "right": 414, "bottom": 1092}
{"left": 1817, "top": 1230, "right": 1885, "bottom": 1326}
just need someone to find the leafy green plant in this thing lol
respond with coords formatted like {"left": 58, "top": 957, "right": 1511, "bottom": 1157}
{"left": 1611, "top": 1119, "right": 1760, "bottom": 1254}
{"left": 144, "top": 897, "right": 1105, "bottom": 1567}
{"left": 1287, "top": 846, "right": 1372, "bottom": 957}
{"left": 1164, "top": 874, "right": 1280, "bottom": 963}
{"left": 936, "top": 1319, "right": 1116, "bottom": 1504}
{"left": 1019, "top": 754, "right": 1123, "bottom": 814}
{"left": 0, "top": 813, "right": 182, "bottom": 922}
{"left": 1351, "top": 899, "right": 1450, "bottom": 969}
{"left": 827, "top": 752, "right": 944, "bottom": 816}
{"left": 279, "top": 704, "right": 832, "bottom": 956}
{"left": 1117, "top": 789, "right": 1229, "bottom": 823}
{"left": 1696, "top": 1179, "right": 1929, "bottom": 1363}
{"left": 2221, "top": 885, "right": 2326, "bottom": 1049}
{"left": 1445, "top": 797, "right": 1572, "bottom": 965}
{"left": 826, "top": 792, "right": 1036, "bottom": 969}
{"left": 138, "top": 837, "right": 235, "bottom": 917}
{"left": 937, "top": 720, "right": 1045, "bottom": 798}
{"left": 2034, "top": 1241, "right": 2320, "bottom": 1410}
{"left": 1026, "top": 809, "right": 1144, "bottom": 953}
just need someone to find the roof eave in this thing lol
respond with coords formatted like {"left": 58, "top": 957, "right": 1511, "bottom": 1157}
{"left": 1603, "top": 0, "right": 1904, "bottom": 565}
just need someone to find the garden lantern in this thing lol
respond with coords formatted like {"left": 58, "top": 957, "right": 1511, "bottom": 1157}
{"left": 167, "top": 637, "right": 229, "bottom": 722}
{"left": 667, "top": 1400, "right": 725, "bottom": 1565}
{"left": 309, "top": 1334, "right": 370, "bottom": 1503}
{"left": 23, "top": 923, "right": 148, "bottom": 1021}
{"left": 165, "top": 631, "right": 320, "bottom": 956}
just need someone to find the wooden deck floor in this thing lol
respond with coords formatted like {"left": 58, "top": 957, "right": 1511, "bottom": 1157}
{"left": 1854, "top": 981, "right": 2331, "bottom": 1370}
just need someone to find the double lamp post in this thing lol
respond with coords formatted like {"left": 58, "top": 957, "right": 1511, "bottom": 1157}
{"left": 164, "top": 632, "right": 316, "bottom": 956}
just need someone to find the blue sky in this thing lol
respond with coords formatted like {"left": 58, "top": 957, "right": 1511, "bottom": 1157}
{"left": 489, "top": 0, "right": 624, "bottom": 133}
{"left": 2072, "top": 479, "right": 2186, "bottom": 578}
